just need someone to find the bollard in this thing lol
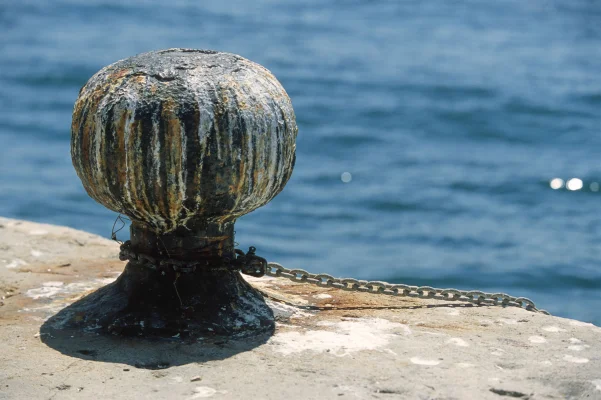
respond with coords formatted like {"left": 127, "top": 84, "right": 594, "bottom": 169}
{"left": 69, "top": 49, "right": 297, "bottom": 338}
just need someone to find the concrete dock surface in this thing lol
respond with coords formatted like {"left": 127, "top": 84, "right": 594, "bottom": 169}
{"left": 1, "top": 217, "right": 600, "bottom": 399}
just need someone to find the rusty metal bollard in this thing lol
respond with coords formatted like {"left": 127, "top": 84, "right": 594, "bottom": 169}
{"left": 69, "top": 49, "right": 297, "bottom": 338}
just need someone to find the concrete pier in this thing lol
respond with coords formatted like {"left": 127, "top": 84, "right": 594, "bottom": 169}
{"left": 1, "top": 217, "right": 600, "bottom": 399}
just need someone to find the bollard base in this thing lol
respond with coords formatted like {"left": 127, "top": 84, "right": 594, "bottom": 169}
{"left": 46, "top": 262, "right": 275, "bottom": 339}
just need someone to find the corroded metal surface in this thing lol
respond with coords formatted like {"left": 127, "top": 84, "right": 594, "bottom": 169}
{"left": 71, "top": 48, "right": 297, "bottom": 233}
{"left": 129, "top": 220, "right": 235, "bottom": 261}
{"left": 68, "top": 49, "right": 298, "bottom": 337}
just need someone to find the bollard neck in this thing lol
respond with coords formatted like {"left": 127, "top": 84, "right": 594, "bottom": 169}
{"left": 129, "top": 220, "right": 235, "bottom": 262}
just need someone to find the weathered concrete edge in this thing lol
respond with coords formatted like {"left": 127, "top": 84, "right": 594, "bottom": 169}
{"left": 1, "top": 217, "right": 601, "bottom": 400}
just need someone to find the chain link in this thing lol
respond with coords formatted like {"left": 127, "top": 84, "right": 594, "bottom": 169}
{"left": 118, "top": 241, "right": 267, "bottom": 277}
{"left": 264, "top": 262, "right": 550, "bottom": 315}
{"left": 118, "top": 241, "right": 549, "bottom": 315}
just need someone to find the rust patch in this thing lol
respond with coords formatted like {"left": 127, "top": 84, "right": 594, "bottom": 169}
{"left": 110, "top": 68, "right": 131, "bottom": 80}
{"left": 252, "top": 279, "right": 486, "bottom": 333}
{"left": 161, "top": 99, "right": 184, "bottom": 223}
{"left": 114, "top": 108, "right": 129, "bottom": 195}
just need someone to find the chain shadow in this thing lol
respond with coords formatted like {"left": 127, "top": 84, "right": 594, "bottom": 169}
{"left": 300, "top": 303, "right": 480, "bottom": 311}
{"left": 260, "top": 291, "right": 482, "bottom": 312}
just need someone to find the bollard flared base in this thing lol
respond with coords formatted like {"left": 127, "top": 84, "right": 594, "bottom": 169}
{"left": 45, "top": 262, "right": 275, "bottom": 339}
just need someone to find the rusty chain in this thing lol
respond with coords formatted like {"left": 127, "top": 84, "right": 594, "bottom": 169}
{"left": 119, "top": 241, "right": 267, "bottom": 277}
{"left": 119, "top": 241, "right": 549, "bottom": 315}
{"left": 264, "top": 262, "right": 549, "bottom": 315}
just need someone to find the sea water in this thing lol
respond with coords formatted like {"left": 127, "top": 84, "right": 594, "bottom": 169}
{"left": 1, "top": 0, "right": 600, "bottom": 323}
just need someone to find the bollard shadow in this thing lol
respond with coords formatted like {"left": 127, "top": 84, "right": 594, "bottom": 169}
{"left": 39, "top": 330, "right": 271, "bottom": 369}
{"left": 40, "top": 316, "right": 272, "bottom": 369}
{"left": 40, "top": 274, "right": 274, "bottom": 369}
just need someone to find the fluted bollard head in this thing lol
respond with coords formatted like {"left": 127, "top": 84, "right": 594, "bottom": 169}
{"left": 65, "top": 49, "right": 298, "bottom": 338}
{"left": 72, "top": 48, "right": 297, "bottom": 233}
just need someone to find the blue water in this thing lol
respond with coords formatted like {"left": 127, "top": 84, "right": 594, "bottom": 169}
{"left": 1, "top": 0, "right": 600, "bottom": 324}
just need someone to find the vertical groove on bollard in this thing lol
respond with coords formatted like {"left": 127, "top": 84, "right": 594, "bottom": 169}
{"left": 61, "top": 49, "right": 298, "bottom": 338}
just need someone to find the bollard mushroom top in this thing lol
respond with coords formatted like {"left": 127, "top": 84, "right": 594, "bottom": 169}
{"left": 71, "top": 49, "right": 297, "bottom": 232}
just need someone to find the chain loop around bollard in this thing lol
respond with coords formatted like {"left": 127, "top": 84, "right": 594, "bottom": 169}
{"left": 119, "top": 245, "right": 549, "bottom": 315}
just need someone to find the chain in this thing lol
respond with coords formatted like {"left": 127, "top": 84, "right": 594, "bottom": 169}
{"left": 118, "top": 242, "right": 548, "bottom": 315}
{"left": 118, "top": 241, "right": 267, "bottom": 277}
{"left": 264, "top": 262, "right": 550, "bottom": 315}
